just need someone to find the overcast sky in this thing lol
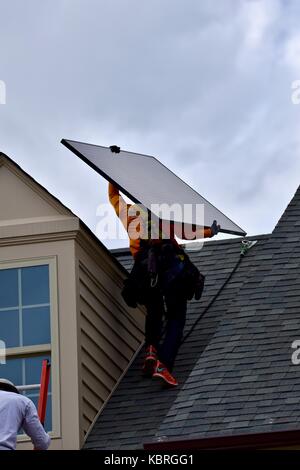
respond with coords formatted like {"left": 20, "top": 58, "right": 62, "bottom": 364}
{"left": 0, "top": 0, "right": 300, "bottom": 250}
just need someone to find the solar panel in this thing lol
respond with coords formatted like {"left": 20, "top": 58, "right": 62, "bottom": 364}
{"left": 61, "top": 139, "right": 246, "bottom": 236}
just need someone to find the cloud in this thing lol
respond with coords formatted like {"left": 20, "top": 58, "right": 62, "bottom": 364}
{"left": 241, "top": 0, "right": 280, "bottom": 49}
{"left": 0, "top": 0, "right": 300, "bottom": 251}
{"left": 284, "top": 32, "right": 300, "bottom": 72}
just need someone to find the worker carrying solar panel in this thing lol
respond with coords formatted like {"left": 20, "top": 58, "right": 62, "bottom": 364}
{"left": 109, "top": 166, "right": 220, "bottom": 387}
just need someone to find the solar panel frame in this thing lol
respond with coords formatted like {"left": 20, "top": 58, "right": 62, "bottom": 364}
{"left": 61, "top": 138, "right": 247, "bottom": 237}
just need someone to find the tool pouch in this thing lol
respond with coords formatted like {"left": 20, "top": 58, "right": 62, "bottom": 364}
{"left": 121, "top": 247, "right": 154, "bottom": 307}
{"left": 160, "top": 243, "right": 205, "bottom": 301}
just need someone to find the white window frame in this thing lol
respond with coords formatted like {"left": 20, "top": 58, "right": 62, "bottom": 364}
{"left": 0, "top": 256, "right": 61, "bottom": 440}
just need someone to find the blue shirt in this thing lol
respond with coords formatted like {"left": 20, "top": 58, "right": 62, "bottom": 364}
{"left": 0, "top": 390, "right": 51, "bottom": 450}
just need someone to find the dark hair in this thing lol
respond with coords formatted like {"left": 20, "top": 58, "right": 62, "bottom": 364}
{"left": 0, "top": 382, "right": 20, "bottom": 394}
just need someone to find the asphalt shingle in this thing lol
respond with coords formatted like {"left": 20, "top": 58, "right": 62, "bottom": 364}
{"left": 84, "top": 184, "right": 300, "bottom": 449}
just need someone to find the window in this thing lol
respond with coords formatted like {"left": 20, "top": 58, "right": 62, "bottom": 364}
{"left": 0, "top": 265, "right": 51, "bottom": 348}
{"left": 1, "top": 355, "right": 52, "bottom": 432}
{"left": 0, "top": 259, "right": 59, "bottom": 436}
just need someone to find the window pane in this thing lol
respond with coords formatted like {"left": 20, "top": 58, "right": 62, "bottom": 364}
{"left": 45, "top": 395, "right": 52, "bottom": 432}
{"left": 24, "top": 393, "right": 52, "bottom": 433}
{"left": 0, "top": 268, "right": 18, "bottom": 309}
{"left": 16, "top": 355, "right": 52, "bottom": 434}
{"left": 25, "top": 355, "right": 51, "bottom": 389}
{"left": 0, "top": 309, "right": 19, "bottom": 348}
{"left": 0, "top": 357, "right": 22, "bottom": 385}
{"left": 21, "top": 265, "right": 50, "bottom": 306}
{"left": 24, "top": 356, "right": 52, "bottom": 432}
{"left": 22, "top": 307, "right": 50, "bottom": 346}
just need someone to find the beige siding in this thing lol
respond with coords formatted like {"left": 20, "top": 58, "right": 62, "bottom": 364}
{"left": 0, "top": 154, "right": 145, "bottom": 449}
{"left": 76, "top": 241, "right": 145, "bottom": 439}
{"left": 4, "top": 239, "right": 81, "bottom": 450}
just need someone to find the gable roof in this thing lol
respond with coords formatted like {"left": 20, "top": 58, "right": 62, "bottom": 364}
{"left": 84, "top": 184, "right": 300, "bottom": 450}
{"left": 0, "top": 152, "right": 74, "bottom": 218}
{"left": 0, "top": 152, "right": 129, "bottom": 275}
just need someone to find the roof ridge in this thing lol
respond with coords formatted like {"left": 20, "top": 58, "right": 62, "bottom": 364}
{"left": 272, "top": 184, "right": 300, "bottom": 236}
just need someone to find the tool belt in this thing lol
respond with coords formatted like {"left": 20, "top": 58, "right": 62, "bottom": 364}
{"left": 121, "top": 239, "right": 205, "bottom": 308}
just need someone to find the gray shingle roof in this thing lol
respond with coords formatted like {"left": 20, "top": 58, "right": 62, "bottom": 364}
{"left": 85, "top": 185, "right": 300, "bottom": 449}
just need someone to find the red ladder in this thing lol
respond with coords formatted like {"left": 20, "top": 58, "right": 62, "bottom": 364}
{"left": 37, "top": 359, "right": 51, "bottom": 427}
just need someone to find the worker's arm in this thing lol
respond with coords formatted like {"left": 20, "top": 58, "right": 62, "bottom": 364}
{"left": 174, "top": 220, "right": 220, "bottom": 240}
{"left": 22, "top": 400, "right": 51, "bottom": 450}
{"left": 108, "top": 182, "right": 129, "bottom": 217}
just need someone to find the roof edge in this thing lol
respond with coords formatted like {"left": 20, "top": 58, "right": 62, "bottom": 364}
{"left": 110, "top": 234, "right": 270, "bottom": 258}
{"left": 144, "top": 428, "right": 300, "bottom": 451}
{"left": 0, "top": 151, "right": 128, "bottom": 277}
{"left": 0, "top": 151, "right": 74, "bottom": 217}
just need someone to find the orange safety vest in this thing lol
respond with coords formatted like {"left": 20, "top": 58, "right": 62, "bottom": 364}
{"left": 108, "top": 183, "right": 212, "bottom": 259}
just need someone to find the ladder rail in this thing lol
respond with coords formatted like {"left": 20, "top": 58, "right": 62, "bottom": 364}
{"left": 37, "top": 359, "right": 51, "bottom": 427}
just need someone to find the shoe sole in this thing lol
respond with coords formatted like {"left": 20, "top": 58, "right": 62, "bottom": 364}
{"left": 142, "top": 358, "right": 156, "bottom": 377}
{"left": 152, "top": 372, "right": 178, "bottom": 387}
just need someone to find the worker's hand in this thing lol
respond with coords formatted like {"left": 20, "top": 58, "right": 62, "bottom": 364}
{"left": 210, "top": 220, "right": 220, "bottom": 237}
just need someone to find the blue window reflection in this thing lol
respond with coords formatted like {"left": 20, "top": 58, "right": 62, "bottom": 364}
{"left": 0, "top": 309, "right": 19, "bottom": 348}
{"left": 0, "top": 262, "right": 53, "bottom": 433}
{"left": 23, "top": 354, "right": 52, "bottom": 432}
{"left": 0, "top": 357, "right": 22, "bottom": 385}
{"left": 0, "top": 269, "right": 18, "bottom": 309}
{"left": 0, "top": 264, "right": 51, "bottom": 347}
{"left": 21, "top": 265, "right": 50, "bottom": 306}
{"left": 25, "top": 355, "right": 51, "bottom": 392}
{"left": 23, "top": 307, "right": 50, "bottom": 346}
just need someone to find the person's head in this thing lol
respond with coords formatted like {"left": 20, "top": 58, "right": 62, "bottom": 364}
{"left": 0, "top": 378, "right": 20, "bottom": 394}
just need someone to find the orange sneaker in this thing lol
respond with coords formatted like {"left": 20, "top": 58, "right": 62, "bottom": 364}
{"left": 152, "top": 360, "right": 178, "bottom": 387}
{"left": 142, "top": 345, "right": 157, "bottom": 377}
